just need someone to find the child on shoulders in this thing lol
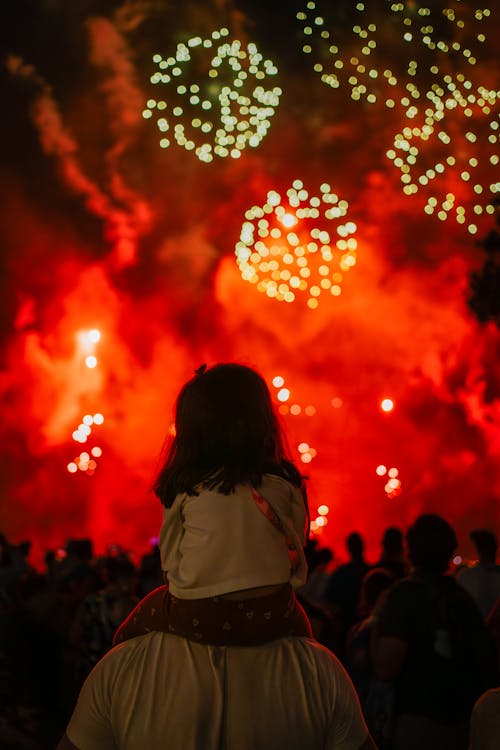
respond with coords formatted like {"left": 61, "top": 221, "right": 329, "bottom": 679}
{"left": 114, "top": 363, "right": 312, "bottom": 646}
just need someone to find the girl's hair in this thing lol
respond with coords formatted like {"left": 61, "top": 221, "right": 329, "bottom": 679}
{"left": 154, "top": 363, "right": 306, "bottom": 509}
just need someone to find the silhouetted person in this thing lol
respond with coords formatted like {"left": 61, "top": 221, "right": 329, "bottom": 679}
{"left": 345, "top": 567, "right": 396, "bottom": 748}
{"left": 375, "top": 527, "right": 408, "bottom": 580}
{"left": 371, "top": 513, "right": 498, "bottom": 750}
{"left": 325, "top": 531, "right": 369, "bottom": 653}
{"left": 456, "top": 529, "right": 500, "bottom": 619}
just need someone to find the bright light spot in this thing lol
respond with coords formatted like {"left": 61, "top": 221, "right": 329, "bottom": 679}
{"left": 82, "top": 415, "right": 93, "bottom": 426}
{"left": 272, "top": 375, "right": 285, "bottom": 387}
{"left": 381, "top": 398, "right": 394, "bottom": 412}
{"left": 318, "top": 504, "right": 329, "bottom": 515}
{"left": 388, "top": 467, "right": 399, "bottom": 478}
{"left": 91, "top": 446, "right": 102, "bottom": 458}
{"left": 387, "top": 478, "right": 401, "bottom": 489}
{"left": 453, "top": 555, "right": 463, "bottom": 566}
{"left": 277, "top": 388, "right": 290, "bottom": 402}
{"left": 376, "top": 464, "right": 387, "bottom": 476}
{"left": 281, "top": 213, "right": 297, "bottom": 228}
{"left": 85, "top": 356, "right": 98, "bottom": 369}
{"left": 88, "top": 329, "right": 101, "bottom": 343}
{"left": 298, "top": 442, "right": 309, "bottom": 453}
{"left": 301, "top": 452, "right": 312, "bottom": 463}
{"left": 67, "top": 463, "right": 78, "bottom": 473}
{"left": 315, "top": 515, "right": 327, "bottom": 526}
{"left": 93, "top": 413, "right": 104, "bottom": 425}
{"left": 290, "top": 404, "right": 301, "bottom": 415}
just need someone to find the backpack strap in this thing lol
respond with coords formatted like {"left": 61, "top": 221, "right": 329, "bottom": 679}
{"left": 250, "top": 487, "right": 300, "bottom": 573}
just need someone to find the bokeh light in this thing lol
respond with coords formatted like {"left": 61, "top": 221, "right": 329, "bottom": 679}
{"left": 297, "top": 0, "right": 490, "bottom": 107}
{"left": 143, "top": 29, "right": 281, "bottom": 162}
{"left": 381, "top": 398, "right": 395, "bottom": 412}
{"left": 298, "top": 2, "right": 497, "bottom": 231}
{"left": 236, "top": 181, "right": 357, "bottom": 307}
{"left": 388, "top": 79, "right": 499, "bottom": 232}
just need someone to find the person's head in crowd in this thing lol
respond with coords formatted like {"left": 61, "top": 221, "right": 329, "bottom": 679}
{"left": 358, "top": 567, "right": 394, "bottom": 617}
{"left": 310, "top": 546, "right": 334, "bottom": 574}
{"left": 346, "top": 531, "right": 365, "bottom": 562}
{"left": 406, "top": 513, "right": 457, "bottom": 575}
{"left": 381, "top": 527, "right": 404, "bottom": 558}
{"left": 0, "top": 532, "right": 11, "bottom": 567}
{"left": 66, "top": 538, "right": 94, "bottom": 562}
{"left": 97, "top": 555, "right": 137, "bottom": 588}
{"left": 470, "top": 529, "right": 498, "bottom": 565}
{"left": 154, "top": 362, "right": 304, "bottom": 508}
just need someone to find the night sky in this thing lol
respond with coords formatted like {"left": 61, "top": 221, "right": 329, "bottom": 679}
{"left": 1, "top": 0, "right": 499, "bottom": 567}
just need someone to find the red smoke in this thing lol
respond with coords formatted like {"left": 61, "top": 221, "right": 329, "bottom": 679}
{"left": 1, "top": 1, "right": 499, "bottom": 568}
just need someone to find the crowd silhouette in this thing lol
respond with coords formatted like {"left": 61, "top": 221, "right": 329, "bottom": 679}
{"left": 1, "top": 517, "right": 499, "bottom": 749}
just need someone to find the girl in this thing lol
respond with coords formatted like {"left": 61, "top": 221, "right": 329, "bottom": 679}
{"left": 114, "top": 362, "right": 311, "bottom": 646}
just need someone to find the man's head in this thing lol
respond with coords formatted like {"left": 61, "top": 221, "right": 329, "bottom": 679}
{"left": 381, "top": 526, "right": 404, "bottom": 557}
{"left": 406, "top": 514, "right": 457, "bottom": 575}
{"left": 470, "top": 529, "right": 498, "bottom": 564}
{"left": 346, "top": 531, "right": 364, "bottom": 560}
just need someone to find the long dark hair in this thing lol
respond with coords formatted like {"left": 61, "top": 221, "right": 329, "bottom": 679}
{"left": 154, "top": 363, "right": 306, "bottom": 509}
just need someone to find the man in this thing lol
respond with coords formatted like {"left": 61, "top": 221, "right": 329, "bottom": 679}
{"left": 371, "top": 514, "right": 498, "bottom": 750}
{"left": 58, "top": 633, "right": 377, "bottom": 750}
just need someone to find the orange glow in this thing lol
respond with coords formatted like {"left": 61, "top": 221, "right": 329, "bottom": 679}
{"left": 91, "top": 446, "right": 102, "bottom": 457}
{"left": 388, "top": 467, "right": 399, "bottom": 478}
{"left": 381, "top": 398, "right": 394, "bottom": 412}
